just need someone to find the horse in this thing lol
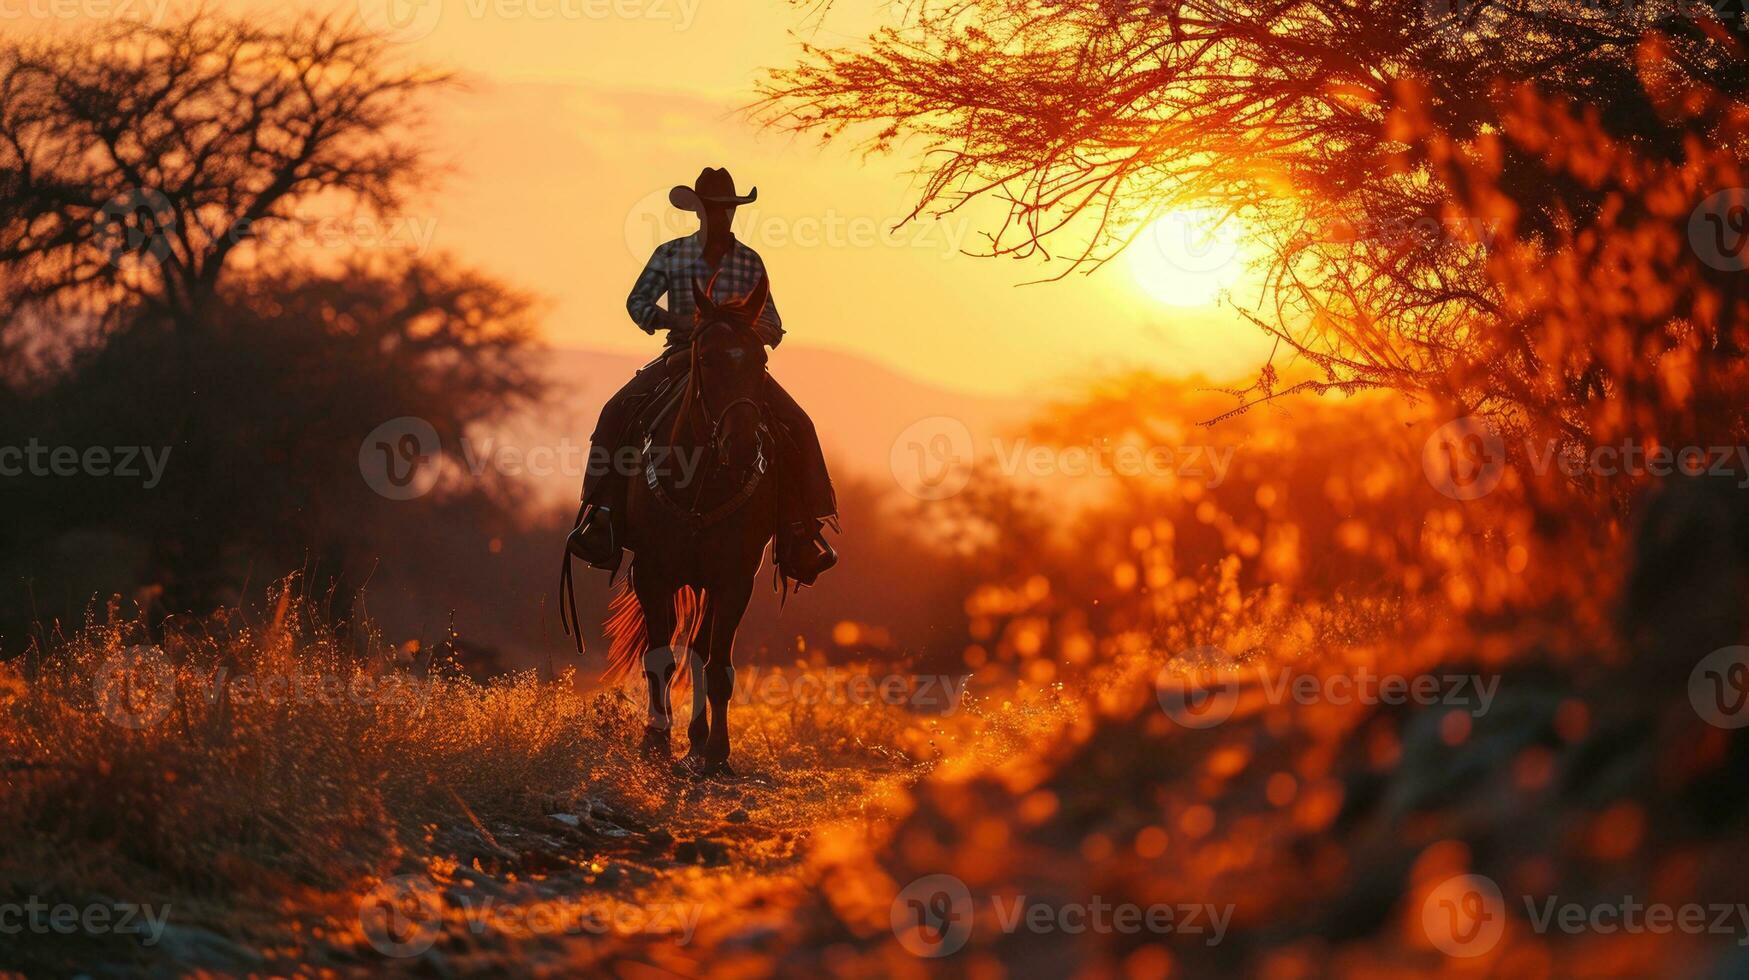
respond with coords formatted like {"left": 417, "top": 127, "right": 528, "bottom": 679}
{"left": 564, "top": 275, "right": 778, "bottom": 778}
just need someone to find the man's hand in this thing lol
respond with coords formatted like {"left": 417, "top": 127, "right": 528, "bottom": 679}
{"left": 657, "top": 309, "right": 693, "bottom": 334}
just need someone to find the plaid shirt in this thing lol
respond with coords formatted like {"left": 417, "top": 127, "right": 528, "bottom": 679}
{"left": 626, "top": 233, "right": 784, "bottom": 348}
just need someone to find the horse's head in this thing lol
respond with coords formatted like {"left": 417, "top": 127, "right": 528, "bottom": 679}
{"left": 685, "top": 277, "right": 770, "bottom": 480}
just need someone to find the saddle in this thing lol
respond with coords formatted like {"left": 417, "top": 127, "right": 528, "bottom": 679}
{"left": 624, "top": 354, "right": 693, "bottom": 446}
{"left": 623, "top": 352, "right": 802, "bottom": 469}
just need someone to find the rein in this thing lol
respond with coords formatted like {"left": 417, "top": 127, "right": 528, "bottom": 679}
{"left": 642, "top": 320, "right": 769, "bottom": 533}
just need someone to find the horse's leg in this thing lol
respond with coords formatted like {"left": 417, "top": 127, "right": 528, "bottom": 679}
{"left": 700, "top": 578, "right": 754, "bottom": 774}
{"left": 634, "top": 571, "right": 679, "bottom": 760}
{"left": 682, "top": 591, "right": 714, "bottom": 764}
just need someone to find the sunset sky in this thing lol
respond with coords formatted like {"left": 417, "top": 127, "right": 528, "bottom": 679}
{"left": 55, "top": 0, "right": 1274, "bottom": 397}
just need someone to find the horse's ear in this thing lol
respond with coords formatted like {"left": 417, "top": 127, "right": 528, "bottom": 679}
{"left": 692, "top": 279, "right": 715, "bottom": 318}
{"left": 742, "top": 275, "right": 770, "bottom": 325}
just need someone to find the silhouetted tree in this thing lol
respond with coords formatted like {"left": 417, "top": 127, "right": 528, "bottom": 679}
{"left": 761, "top": 1, "right": 1749, "bottom": 436}
{"left": 0, "top": 12, "right": 445, "bottom": 359}
{"left": 0, "top": 12, "right": 540, "bottom": 625}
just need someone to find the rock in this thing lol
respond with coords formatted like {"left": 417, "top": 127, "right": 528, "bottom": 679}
{"left": 675, "top": 840, "right": 700, "bottom": 863}
{"left": 647, "top": 829, "right": 675, "bottom": 848}
{"left": 726, "top": 808, "right": 750, "bottom": 823}
{"left": 154, "top": 924, "right": 264, "bottom": 971}
{"left": 548, "top": 813, "right": 581, "bottom": 829}
{"left": 590, "top": 820, "right": 633, "bottom": 838}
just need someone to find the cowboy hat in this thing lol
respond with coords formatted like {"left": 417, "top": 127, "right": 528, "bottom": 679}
{"left": 669, "top": 167, "right": 758, "bottom": 212}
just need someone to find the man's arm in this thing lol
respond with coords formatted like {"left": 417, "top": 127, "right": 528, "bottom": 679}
{"left": 751, "top": 254, "right": 784, "bottom": 348}
{"left": 626, "top": 247, "right": 690, "bottom": 335}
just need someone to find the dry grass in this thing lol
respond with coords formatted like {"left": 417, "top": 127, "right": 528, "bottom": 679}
{"left": 0, "top": 579, "right": 1063, "bottom": 972}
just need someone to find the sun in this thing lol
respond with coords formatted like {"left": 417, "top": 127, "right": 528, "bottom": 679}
{"left": 1126, "top": 209, "right": 1251, "bottom": 307}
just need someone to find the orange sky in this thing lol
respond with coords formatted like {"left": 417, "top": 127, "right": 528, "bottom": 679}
{"left": 63, "top": 0, "right": 1274, "bottom": 398}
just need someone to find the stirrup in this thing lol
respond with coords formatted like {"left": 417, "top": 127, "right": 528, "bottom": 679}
{"left": 778, "top": 520, "right": 838, "bottom": 587}
{"left": 568, "top": 505, "right": 621, "bottom": 569}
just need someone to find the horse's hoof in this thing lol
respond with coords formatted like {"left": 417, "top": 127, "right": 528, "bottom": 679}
{"left": 695, "top": 759, "right": 736, "bottom": 781}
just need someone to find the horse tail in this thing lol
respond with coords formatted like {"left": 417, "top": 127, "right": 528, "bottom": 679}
{"left": 603, "top": 578, "right": 647, "bottom": 684}
{"left": 601, "top": 579, "right": 706, "bottom": 691}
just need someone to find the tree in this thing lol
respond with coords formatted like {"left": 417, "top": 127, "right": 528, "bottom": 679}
{"left": 0, "top": 12, "right": 539, "bottom": 620}
{"left": 0, "top": 11, "right": 445, "bottom": 359}
{"left": 759, "top": 1, "right": 1749, "bottom": 437}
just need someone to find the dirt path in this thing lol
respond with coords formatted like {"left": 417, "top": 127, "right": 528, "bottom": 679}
{"left": 334, "top": 748, "right": 923, "bottom": 976}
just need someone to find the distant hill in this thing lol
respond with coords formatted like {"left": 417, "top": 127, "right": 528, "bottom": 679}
{"left": 494, "top": 345, "right": 1030, "bottom": 510}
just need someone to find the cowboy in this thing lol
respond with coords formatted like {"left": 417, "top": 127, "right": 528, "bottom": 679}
{"left": 571, "top": 167, "right": 839, "bottom": 583}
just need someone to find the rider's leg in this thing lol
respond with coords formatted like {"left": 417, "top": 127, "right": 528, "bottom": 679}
{"left": 763, "top": 378, "right": 838, "bottom": 521}
{"left": 574, "top": 365, "right": 672, "bottom": 566}
{"left": 763, "top": 377, "right": 839, "bottom": 584}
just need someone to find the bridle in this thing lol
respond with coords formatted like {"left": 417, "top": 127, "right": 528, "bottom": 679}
{"left": 642, "top": 319, "right": 770, "bottom": 532}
